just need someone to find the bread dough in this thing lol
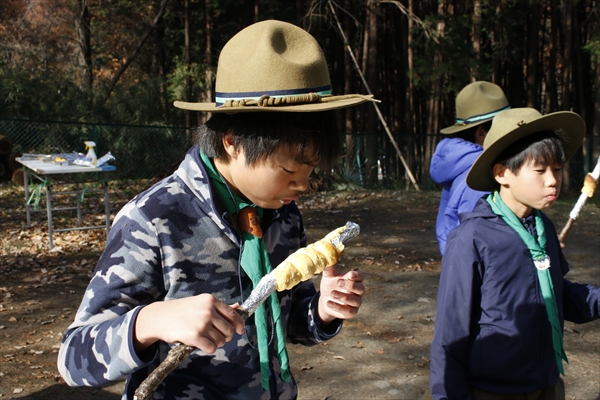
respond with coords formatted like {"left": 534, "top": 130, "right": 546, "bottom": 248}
{"left": 271, "top": 226, "right": 345, "bottom": 291}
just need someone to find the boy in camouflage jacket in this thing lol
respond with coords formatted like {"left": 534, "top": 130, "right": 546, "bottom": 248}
{"left": 58, "top": 20, "right": 372, "bottom": 399}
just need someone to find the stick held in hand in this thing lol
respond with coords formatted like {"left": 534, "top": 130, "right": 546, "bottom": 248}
{"left": 133, "top": 222, "right": 360, "bottom": 400}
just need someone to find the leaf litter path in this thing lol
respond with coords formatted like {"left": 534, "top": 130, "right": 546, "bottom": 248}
{"left": 0, "top": 182, "right": 598, "bottom": 399}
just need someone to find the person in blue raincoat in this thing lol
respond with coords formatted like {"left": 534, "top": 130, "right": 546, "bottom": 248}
{"left": 430, "top": 81, "right": 509, "bottom": 255}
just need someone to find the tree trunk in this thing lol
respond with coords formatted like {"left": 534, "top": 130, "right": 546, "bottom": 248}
{"left": 406, "top": 0, "right": 415, "bottom": 134}
{"left": 560, "top": 0, "right": 573, "bottom": 111}
{"left": 362, "top": 0, "right": 379, "bottom": 185}
{"left": 343, "top": 0, "right": 356, "bottom": 174}
{"left": 71, "top": 0, "right": 93, "bottom": 94}
{"left": 202, "top": 0, "right": 213, "bottom": 126}
{"left": 594, "top": 61, "right": 600, "bottom": 138}
{"left": 184, "top": 0, "right": 192, "bottom": 129}
{"left": 526, "top": 2, "right": 540, "bottom": 108}
{"left": 423, "top": 0, "right": 446, "bottom": 183}
{"left": 545, "top": 2, "right": 558, "bottom": 112}
{"left": 105, "top": 0, "right": 170, "bottom": 98}
{"left": 471, "top": 0, "right": 481, "bottom": 80}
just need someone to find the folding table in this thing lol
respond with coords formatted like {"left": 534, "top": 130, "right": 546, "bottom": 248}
{"left": 16, "top": 157, "right": 116, "bottom": 249}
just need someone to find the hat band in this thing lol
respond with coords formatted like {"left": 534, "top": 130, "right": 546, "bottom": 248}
{"left": 455, "top": 105, "right": 511, "bottom": 125}
{"left": 216, "top": 85, "right": 332, "bottom": 107}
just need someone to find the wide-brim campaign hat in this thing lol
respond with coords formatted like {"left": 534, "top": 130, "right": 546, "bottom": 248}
{"left": 174, "top": 20, "right": 373, "bottom": 113}
{"left": 466, "top": 108, "right": 585, "bottom": 191}
{"left": 441, "top": 81, "right": 510, "bottom": 134}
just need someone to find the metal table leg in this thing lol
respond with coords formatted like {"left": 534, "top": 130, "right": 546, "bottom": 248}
{"left": 45, "top": 183, "right": 54, "bottom": 249}
{"left": 23, "top": 167, "right": 31, "bottom": 227}
{"left": 103, "top": 180, "right": 111, "bottom": 235}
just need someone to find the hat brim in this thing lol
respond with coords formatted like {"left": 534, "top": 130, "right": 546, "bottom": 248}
{"left": 440, "top": 118, "right": 490, "bottom": 135}
{"left": 174, "top": 97, "right": 371, "bottom": 113}
{"left": 466, "top": 111, "right": 585, "bottom": 192}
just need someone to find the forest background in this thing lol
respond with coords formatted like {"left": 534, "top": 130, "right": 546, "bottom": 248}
{"left": 0, "top": 0, "right": 599, "bottom": 189}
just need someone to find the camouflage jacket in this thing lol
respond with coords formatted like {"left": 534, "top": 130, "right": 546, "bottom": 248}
{"left": 58, "top": 146, "right": 342, "bottom": 400}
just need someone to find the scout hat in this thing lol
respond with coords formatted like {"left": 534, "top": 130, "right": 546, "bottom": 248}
{"left": 174, "top": 20, "right": 373, "bottom": 113}
{"left": 441, "top": 81, "right": 510, "bottom": 134}
{"left": 466, "top": 108, "right": 585, "bottom": 191}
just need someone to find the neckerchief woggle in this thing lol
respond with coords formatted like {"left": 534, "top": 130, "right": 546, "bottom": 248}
{"left": 200, "top": 151, "right": 290, "bottom": 390}
{"left": 487, "top": 191, "right": 568, "bottom": 374}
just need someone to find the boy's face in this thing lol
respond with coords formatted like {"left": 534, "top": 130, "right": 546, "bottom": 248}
{"left": 219, "top": 144, "right": 315, "bottom": 210}
{"left": 493, "top": 160, "right": 562, "bottom": 218}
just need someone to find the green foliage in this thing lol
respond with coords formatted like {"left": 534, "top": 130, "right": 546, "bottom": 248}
{"left": 583, "top": 39, "right": 600, "bottom": 64}
{"left": 167, "top": 59, "right": 211, "bottom": 101}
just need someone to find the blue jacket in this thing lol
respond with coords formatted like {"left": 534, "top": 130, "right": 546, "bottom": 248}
{"left": 430, "top": 198, "right": 600, "bottom": 399}
{"left": 430, "top": 138, "right": 488, "bottom": 255}
{"left": 58, "top": 146, "right": 342, "bottom": 400}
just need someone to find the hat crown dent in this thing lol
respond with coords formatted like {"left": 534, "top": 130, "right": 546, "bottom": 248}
{"left": 440, "top": 81, "right": 509, "bottom": 134}
{"left": 454, "top": 81, "right": 509, "bottom": 121}
{"left": 484, "top": 108, "right": 544, "bottom": 147}
{"left": 215, "top": 20, "right": 331, "bottom": 93}
{"left": 173, "top": 19, "right": 372, "bottom": 112}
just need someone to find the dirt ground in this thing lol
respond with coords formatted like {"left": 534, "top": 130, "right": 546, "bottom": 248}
{"left": 0, "top": 182, "right": 599, "bottom": 399}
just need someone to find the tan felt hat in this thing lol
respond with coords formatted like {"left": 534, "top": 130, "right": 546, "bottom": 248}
{"left": 441, "top": 81, "right": 510, "bottom": 134}
{"left": 174, "top": 20, "right": 373, "bottom": 113}
{"left": 466, "top": 108, "right": 585, "bottom": 191}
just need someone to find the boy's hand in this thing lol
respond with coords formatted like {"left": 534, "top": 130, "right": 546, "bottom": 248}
{"left": 134, "top": 293, "right": 245, "bottom": 354}
{"left": 317, "top": 266, "right": 365, "bottom": 325}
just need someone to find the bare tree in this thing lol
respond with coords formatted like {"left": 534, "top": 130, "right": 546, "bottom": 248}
{"left": 105, "top": 0, "right": 170, "bottom": 98}
{"left": 71, "top": 0, "right": 93, "bottom": 93}
{"left": 471, "top": 0, "right": 481, "bottom": 80}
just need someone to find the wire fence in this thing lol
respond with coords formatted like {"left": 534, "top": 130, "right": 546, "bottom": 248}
{"left": 0, "top": 118, "right": 191, "bottom": 181}
{"left": 1, "top": 118, "right": 598, "bottom": 194}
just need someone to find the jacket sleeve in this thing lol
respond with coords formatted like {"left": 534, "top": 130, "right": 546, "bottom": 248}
{"left": 430, "top": 227, "right": 479, "bottom": 400}
{"left": 542, "top": 215, "right": 600, "bottom": 325}
{"left": 57, "top": 202, "right": 164, "bottom": 387}
{"left": 286, "top": 283, "right": 342, "bottom": 345}
{"left": 563, "top": 279, "right": 600, "bottom": 324}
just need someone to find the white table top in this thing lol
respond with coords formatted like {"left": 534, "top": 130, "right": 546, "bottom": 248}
{"left": 16, "top": 157, "right": 116, "bottom": 175}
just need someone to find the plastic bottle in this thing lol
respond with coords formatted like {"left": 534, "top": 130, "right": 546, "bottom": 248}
{"left": 84, "top": 141, "right": 97, "bottom": 166}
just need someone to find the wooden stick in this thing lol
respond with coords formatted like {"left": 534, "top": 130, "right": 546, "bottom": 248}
{"left": 327, "top": 0, "right": 420, "bottom": 191}
{"left": 133, "top": 344, "right": 195, "bottom": 400}
{"left": 133, "top": 223, "right": 360, "bottom": 399}
{"left": 558, "top": 156, "right": 600, "bottom": 246}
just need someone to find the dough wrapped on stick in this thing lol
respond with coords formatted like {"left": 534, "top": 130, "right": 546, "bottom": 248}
{"left": 236, "top": 221, "right": 359, "bottom": 318}
{"left": 272, "top": 226, "right": 346, "bottom": 291}
{"left": 133, "top": 222, "right": 360, "bottom": 400}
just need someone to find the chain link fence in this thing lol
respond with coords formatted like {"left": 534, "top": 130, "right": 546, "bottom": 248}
{"left": 342, "top": 131, "right": 599, "bottom": 195}
{"left": 0, "top": 118, "right": 192, "bottom": 181}
{"left": 1, "top": 118, "right": 598, "bottom": 194}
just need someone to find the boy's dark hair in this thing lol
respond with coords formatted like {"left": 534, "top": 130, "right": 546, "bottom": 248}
{"left": 494, "top": 129, "right": 567, "bottom": 174}
{"left": 451, "top": 121, "right": 492, "bottom": 142}
{"left": 195, "top": 111, "right": 341, "bottom": 169}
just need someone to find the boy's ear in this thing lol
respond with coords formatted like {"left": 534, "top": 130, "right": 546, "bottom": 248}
{"left": 222, "top": 132, "right": 239, "bottom": 159}
{"left": 475, "top": 126, "right": 487, "bottom": 146}
{"left": 492, "top": 163, "right": 509, "bottom": 186}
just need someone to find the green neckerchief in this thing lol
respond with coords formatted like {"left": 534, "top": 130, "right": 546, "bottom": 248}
{"left": 486, "top": 191, "right": 568, "bottom": 374}
{"left": 200, "top": 151, "right": 290, "bottom": 391}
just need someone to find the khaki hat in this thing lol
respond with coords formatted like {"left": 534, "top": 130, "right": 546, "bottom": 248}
{"left": 466, "top": 108, "right": 585, "bottom": 191}
{"left": 441, "top": 81, "right": 510, "bottom": 134}
{"left": 174, "top": 20, "right": 373, "bottom": 113}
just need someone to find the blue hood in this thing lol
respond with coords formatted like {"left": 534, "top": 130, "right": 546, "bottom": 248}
{"left": 430, "top": 138, "right": 483, "bottom": 185}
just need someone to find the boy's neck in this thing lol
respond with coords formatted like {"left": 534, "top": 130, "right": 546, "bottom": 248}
{"left": 497, "top": 188, "right": 533, "bottom": 219}
{"left": 213, "top": 158, "right": 238, "bottom": 194}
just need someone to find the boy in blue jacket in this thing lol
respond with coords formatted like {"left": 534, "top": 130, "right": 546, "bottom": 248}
{"left": 58, "top": 20, "right": 371, "bottom": 400}
{"left": 430, "top": 108, "right": 600, "bottom": 399}
{"left": 430, "top": 81, "right": 510, "bottom": 255}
